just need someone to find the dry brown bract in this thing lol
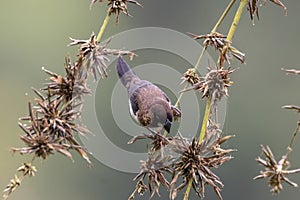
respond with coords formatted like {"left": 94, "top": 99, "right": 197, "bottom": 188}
{"left": 247, "top": 0, "right": 287, "bottom": 24}
{"left": 254, "top": 145, "right": 300, "bottom": 194}
{"left": 182, "top": 66, "right": 235, "bottom": 103}
{"left": 90, "top": 0, "right": 142, "bottom": 23}
{"left": 42, "top": 58, "right": 92, "bottom": 103}
{"left": 128, "top": 132, "right": 171, "bottom": 153}
{"left": 69, "top": 33, "right": 135, "bottom": 80}
{"left": 169, "top": 133, "right": 234, "bottom": 200}
{"left": 282, "top": 68, "right": 300, "bottom": 75}
{"left": 181, "top": 68, "right": 200, "bottom": 86}
{"left": 13, "top": 98, "right": 91, "bottom": 164}
{"left": 128, "top": 152, "right": 172, "bottom": 199}
{"left": 188, "top": 32, "right": 245, "bottom": 64}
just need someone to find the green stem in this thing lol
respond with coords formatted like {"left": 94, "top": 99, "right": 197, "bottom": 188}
{"left": 96, "top": 13, "right": 111, "bottom": 42}
{"left": 163, "top": 46, "right": 208, "bottom": 137}
{"left": 226, "top": 0, "right": 247, "bottom": 42}
{"left": 198, "top": 97, "right": 212, "bottom": 143}
{"left": 183, "top": 178, "right": 193, "bottom": 200}
{"left": 174, "top": 0, "right": 232, "bottom": 121}
{"left": 219, "top": 0, "right": 246, "bottom": 67}
{"left": 194, "top": 46, "right": 207, "bottom": 70}
{"left": 211, "top": 0, "right": 236, "bottom": 33}
{"left": 183, "top": 0, "right": 247, "bottom": 199}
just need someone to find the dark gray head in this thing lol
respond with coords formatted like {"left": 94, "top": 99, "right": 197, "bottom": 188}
{"left": 116, "top": 57, "right": 138, "bottom": 86}
{"left": 148, "top": 99, "right": 173, "bottom": 133}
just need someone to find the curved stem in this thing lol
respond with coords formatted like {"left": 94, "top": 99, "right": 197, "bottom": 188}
{"left": 287, "top": 125, "right": 300, "bottom": 152}
{"left": 211, "top": 0, "right": 236, "bottom": 33}
{"left": 96, "top": 13, "right": 111, "bottom": 42}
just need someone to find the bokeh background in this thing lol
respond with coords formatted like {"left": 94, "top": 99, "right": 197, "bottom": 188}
{"left": 1, "top": 0, "right": 300, "bottom": 200}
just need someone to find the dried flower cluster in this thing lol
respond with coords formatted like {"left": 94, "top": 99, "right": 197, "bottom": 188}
{"left": 10, "top": 52, "right": 96, "bottom": 164}
{"left": 182, "top": 66, "right": 235, "bottom": 105}
{"left": 4, "top": 1, "right": 296, "bottom": 200}
{"left": 247, "top": 0, "right": 287, "bottom": 23}
{"left": 181, "top": 68, "right": 200, "bottom": 86}
{"left": 170, "top": 133, "right": 234, "bottom": 200}
{"left": 188, "top": 32, "right": 245, "bottom": 65}
{"left": 254, "top": 68, "right": 300, "bottom": 194}
{"left": 4, "top": 14, "right": 136, "bottom": 200}
{"left": 90, "top": 0, "right": 142, "bottom": 23}
{"left": 3, "top": 163, "right": 37, "bottom": 200}
{"left": 128, "top": 152, "right": 173, "bottom": 199}
{"left": 69, "top": 33, "right": 135, "bottom": 80}
{"left": 129, "top": 122, "right": 234, "bottom": 200}
{"left": 254, "top": 145, "right": 300, "bottom": 194}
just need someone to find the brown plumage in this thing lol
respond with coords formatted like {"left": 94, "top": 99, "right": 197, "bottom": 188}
{"left": 116, "top": 57, "right": 180, "bottom": 133}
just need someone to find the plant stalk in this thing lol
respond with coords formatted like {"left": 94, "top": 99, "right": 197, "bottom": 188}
{"left": 183, "top": 1, "right": 247, "bottom": 199}
{"left": 96, "top": 13, "right": 111, "bottom": 42}
{"left": 198, "top": 97, "right": 212, "bottom": 143}
{"left": 227, "top": 0, "right": 247, "bottom": 42}
{"left": 211, "top": 0, "right": 236, "bottom": 33}
{"left": 183, "top": 178, "right": 193, "bottom": 200}
{"left": 288, "top": 125, "right": 300, "bottom": 152}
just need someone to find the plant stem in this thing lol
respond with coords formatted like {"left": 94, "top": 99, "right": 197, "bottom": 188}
{"left": 163, "top": 46, "right": 208, "bottom": 137}
{"left": 174, "top": 0, "right": 234, "bottom": 131}
{"left": 211, "top": 0, "right": 236, "bottom": 33}
{"left": 226, "top": 0, "right": 247, "bottom": 42}
{"left": 183, "top": 1, "right": 247, "bottom": 199}
{"left": 288, "top": 125, "right": 300, "bottom": 151}
{"left": 219, "top": 0, "right": 246, "bottom": 67}
{"left": 183, "top": 178, "right": 193, "bottom": 200}
{"left": 173, "top": 46, "right": 207, "bottom": 109}
{"left": 96, "top": 13, "right": 111, "bottom": 42}
{"left": 198, "top": 97, "right": 212, "bottom": 143}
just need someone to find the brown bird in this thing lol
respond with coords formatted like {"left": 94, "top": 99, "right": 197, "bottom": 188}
{"left": 116, "top": 57, "right": 180, "bottom": 133}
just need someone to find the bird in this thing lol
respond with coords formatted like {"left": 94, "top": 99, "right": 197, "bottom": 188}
{"left": 116, "top": 56, "right": 181, "bottom": 133}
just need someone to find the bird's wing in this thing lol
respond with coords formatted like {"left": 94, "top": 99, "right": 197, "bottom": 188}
{"left": 129, "top": 93, "right": 139, "bottom": 116}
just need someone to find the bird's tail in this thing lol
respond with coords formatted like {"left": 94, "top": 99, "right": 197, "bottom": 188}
{"left": 116, "top": 56, "right": 138, "bottom": 86}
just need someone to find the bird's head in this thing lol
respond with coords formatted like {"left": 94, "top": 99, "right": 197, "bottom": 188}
{"left": 144, "top": 98, "right": 173, "bottom": 133}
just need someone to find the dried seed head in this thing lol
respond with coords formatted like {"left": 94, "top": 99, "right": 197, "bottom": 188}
{"left": 184, "top": 67, "right": 235, "bottom": 102}
{"left": 188, "top": 32, "right": 245, "bottom": 65}
{"left": 247, "top": 0, "right": 287, "bottom": 24}
{"left": 69, "top": 33, "right": 136, "bottom": 80}
{"left": 3, "top": 176, "right": 21, "bottom": 200}
{"left": 42, "top": 58, "right": 91, "bottom": 105}
{"left": 181, "top": 68, "right": 200, "bottom": 86}
{"left": 14, "top": 97, "right": 91, "bottom": 164}
{"left": 130, "top": 152, "right": 172, "bottom": 199}
{"left": 169, "top": 130, "right": 234, "bottom": 200}
{"left": 254, "top": 145, "right": 300, "bottom": 194}
{"left": 90, "top": 0, "right": 142, "bottom": 23}
{"left": 128, "top": 132, "right": 170, "bottom": 153}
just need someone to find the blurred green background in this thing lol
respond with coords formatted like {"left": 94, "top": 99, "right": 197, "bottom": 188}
{"left": 1, "top": 0, "right": 300, "bottom": 200}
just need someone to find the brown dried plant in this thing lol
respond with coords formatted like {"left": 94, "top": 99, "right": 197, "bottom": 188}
{"left": 90, "top": 0, "right": 142, "bottom": 23}
{"left": 254, "top": 145, "right": 300, "bottom": 194}
{"left": 247, "top": 0, "right": 287, "bottom": 24}
{"left": 254, "top": 68, "right": 300, "bottom": 194}
{"left": 3, "top": 1, "right": 297, "bottom": 200}
{"left": 3, "top": 1, "right": 138, "bottom": 199}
